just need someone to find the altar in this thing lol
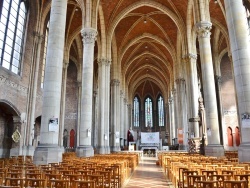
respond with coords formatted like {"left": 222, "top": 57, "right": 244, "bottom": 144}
{"left": 140, "top": 132, "right": 159, "bottom": 157}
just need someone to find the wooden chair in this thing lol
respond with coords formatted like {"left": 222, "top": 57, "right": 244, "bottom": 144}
{"left": 73, "top": 180, "right": 96, "bottom": 188}
{"left": 0, "top": 186, "right": 20, "bottom": 188}
{"left": 88, "top": 174, "right": 104, "bottom": 188}
{"left": 49, "top": 179, "right": 70, "bottom": 188}
{"left": 195, "top": 180, "right": 218, "bottom": 188}
{"left": 25, "top": 178, "right": 47, "bottom": 187}
{"left": 223, "top": 180, "right": 248, "bottom": 188}
{"left": 4, "top": 177, "right": 25, "bottom": 187}
{"left": 187, "top": 174, "right": 206, "bottom": 188}
{"left": 234, "top": 174, "right": 250, "bottom": 188}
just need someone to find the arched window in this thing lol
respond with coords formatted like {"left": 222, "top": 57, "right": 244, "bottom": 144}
{"left": 145, "top": 97, "right": 153, "bottom": 127}
{"left": 41, "top": 21, "right": 49, "bottom": 88}
{"left": 158, "top": 96, "right": 164, "bottom": 127}
{"left": 0, "top": 0, "right": 27, "bottom": 74}
{"left": 133, "top": 96, "right": 140, "bottom": 127}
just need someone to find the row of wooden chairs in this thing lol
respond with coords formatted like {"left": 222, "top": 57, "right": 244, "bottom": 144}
{"left": 158, "top": 152, "right": 250, "bottom": 188}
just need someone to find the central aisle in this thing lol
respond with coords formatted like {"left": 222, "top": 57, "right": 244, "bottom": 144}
{"left": 123, "top": 157, "right": 174, "bottom": 188}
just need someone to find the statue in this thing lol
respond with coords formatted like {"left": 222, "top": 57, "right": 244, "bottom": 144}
{"left": 127, "top": 127, "right": 134, "bottom": 145}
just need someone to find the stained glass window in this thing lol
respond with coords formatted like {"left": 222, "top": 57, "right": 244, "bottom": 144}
{"left": 158, "top": 96, "right": 164, "bottom": 127}
{"left": 145, "top": 97, "right": 153, "bottom": 127}
{"left": 0, "top": 0, "right": 27, "bottom": 74}
{"left": 133, "top": 96, "right": 140, "bottom": 127}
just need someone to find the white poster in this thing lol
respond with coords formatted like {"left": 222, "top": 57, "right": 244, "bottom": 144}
{"left": 141, "top": 132, "right": 159, "bottom": 144}
{"left": 49, "top": 118, "right": 58, "bottom": 132}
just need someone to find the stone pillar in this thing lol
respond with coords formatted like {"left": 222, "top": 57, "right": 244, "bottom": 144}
{"left": 96, "top": 59, "right": 107, "bottom": 154}
{"left": 10, "top": 116, "right": 22, "bottom": 156}
{"left": 105, "top": 60, "right": 111, "bottom": 154}
{"left": 120, "top": 91, "right": 124, "bottom": 148}
{"left": 128, "top": 104, "right": 132, "bottom": 129}
{"left": 175, "top": 78, "right": 188, "bottom": 150}
{"left": 110, "top": 79, "right": 121, "bottom": 152}
{"left": 76, "top": 81, "right": 82, "bottom": 147}
{"left": 168, "top": 97, "right": 176, "bottom": 144}
{"left": 172, "top": 89, "right": 178, "bottom": 145}
{"left": 187, "top": 54, "right": 200, "bottom": 138}
{"left": 124, "top": 99, "right": 128, "bottom": 146}
{"left": 76, "top": 28, "right": 97, "bottom": 157}
{"left": 24, "top": 32, "right": 43, "bottom": 156}
{"left": 196, "top": 21, "right": 224, "bottom": 157}
{"left": 33, "top": 0, "right": 67, "bottom": 164}
{"left": 59, "top": 61, "right": 69, "bottom": 147}
{"left": 92, "top": 90, "right": 98, "bottom": 150}
{"left": 225, "top": 0, "right": 250, "bottom": 162}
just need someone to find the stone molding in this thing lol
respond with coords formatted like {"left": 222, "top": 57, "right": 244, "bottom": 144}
{"left": 81, "top": 28, "right": 97, "bottom": 44}
{"left": 97, "top": 58, "right": 111, "bottom": 66}
{"left": 111, "top": 79, "right": 120, "bottom": 86}
{"left": 0, "top": 75, "right": 28, "bottom": 96}
{"left": 196, "top": 21, "right": 212, "bottom": 38}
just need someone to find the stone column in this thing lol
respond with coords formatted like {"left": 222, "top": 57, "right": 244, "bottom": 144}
{"left": 225, "top": 0, "right": 250, "bottom": 162}
{"left": 24, "top": 32, "right": 43, "bottom": 156}
{"left": 76, "top": 81, "right": 82, "bottom": 147}
{"left": 59, "top": 61, "right": 69, "bottom": 147}
{"left": 110, "top": 79, "right": 121, "bottom": 152}
{"left": 105, "top": 60, "right": 111, "bottom": 154}
{"left": 124, "top": 99, "right": 128, "bottom": 146}
{"left": 96, "top": 59, "right": 107, "bottom": 154}
{"left": 92, "top": 90, "right": 98, "bottom": 149}
{"left": 76, "top": 28, "right": 97, "bottom": 157}
{"left": 168, "top": 98, "right": 175, "bottom": 143}
{"left": 172, "top": 89, "right": 178, "bottom": 145}
{"left": 187, "top": 54, "right": 200, "bottom": 138}
{"left": 10, "top": 116, "right": 22, "bottom": 156}
{"left": 196, "top": 21, "right": 224, "bottom": 156}
{"left": 128, "top": 104, "right": 132, "bottom": 129}
{"left": 33, "top": 0, "right": 67, "bottom": 164}
{"left": 175, "top": 78, "right": 188, "bottom": 150}
{"left": 120, "top": 91, "right": 124, "bottom": 148}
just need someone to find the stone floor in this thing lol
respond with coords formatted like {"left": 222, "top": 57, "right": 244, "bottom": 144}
{"left": 123, "top": 157, "right": 174, "bottom": 188}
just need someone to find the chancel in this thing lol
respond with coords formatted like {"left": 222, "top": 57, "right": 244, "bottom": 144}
{"left": 1, "top": 0, "right": 250, "bottom": 187}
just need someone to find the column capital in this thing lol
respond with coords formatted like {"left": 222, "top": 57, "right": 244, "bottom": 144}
{"left": 168, "top": 98, "right": 173, "bottom": 104}
{"left": 187, "top": 53, "right": 197, "bottom": 60}
{"left": 111, "top": 79, "right": 120, "bottom": 86}
{"left": 196, "top": 21, "right": 212, "bottom": 38}
{"left": 33, "top": 31, "right": 44, "bottom": 43}
{"left": 63, "top": 60, "right": 69, "bottom": 69}
{"left": 124, "top": 98, "right": 127, "bottom": 104}
{"left": 97, "top": 58, "right": 111, "bottom": 66}
{"left": 81, "top": 28, "right": 97, "bottom": 44}
{"left": 93, "top": 90, "right": 98, "bottom": 97}
{"left": 127, "top": 104, "right": 132, "bottom": 109}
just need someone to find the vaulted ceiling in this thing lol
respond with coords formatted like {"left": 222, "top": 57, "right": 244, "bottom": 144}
{"left": 40, "top": 0, "right": 228, "bottom": 101}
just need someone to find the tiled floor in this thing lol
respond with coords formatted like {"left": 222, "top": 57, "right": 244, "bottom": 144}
{"left": 123, "top": 157, "right": 174, "bottom": 188}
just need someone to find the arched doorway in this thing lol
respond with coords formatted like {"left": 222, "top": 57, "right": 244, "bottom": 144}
{"left": 70, "top": 129, "right": 75, "bottom": 148}
{"left": 227, "top": 127, "right": 233, "bottom": 147}
{"left": 0, "top": 100, "right": 20, "bottom": 158}
{"left": 235, "top": 127, "right": 240, "bottom": 146}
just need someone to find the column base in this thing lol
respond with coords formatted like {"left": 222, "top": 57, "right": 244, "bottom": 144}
{"left": 238, "top": 143, "right": 250, "bottom": 162}
{"left": 10, "top": 147, "right": 22, "bottom": 157}
{"left": 110, "top": 146, "right": 121, "bottom": 153}
{"left": 22, "top": 145, "right": 35, "bottom": 156}
{"left": 105, "top": 146, "right": 110, "bottom": 154}
{"left": 33, "top": 145, "right": 64, "bottom": 165}
{"left": 205, "top": 144, "right": 224, "bottom": 157}
{"left": 96, "top": 146, "right": 106, "bottom": 154}
{"left": 76, "top": 146, "right": 94, "bottom": 157}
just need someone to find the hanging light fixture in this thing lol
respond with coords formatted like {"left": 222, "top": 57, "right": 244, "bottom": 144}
{"left": 214, "top": 0, "right": 218, "bottom": 3}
